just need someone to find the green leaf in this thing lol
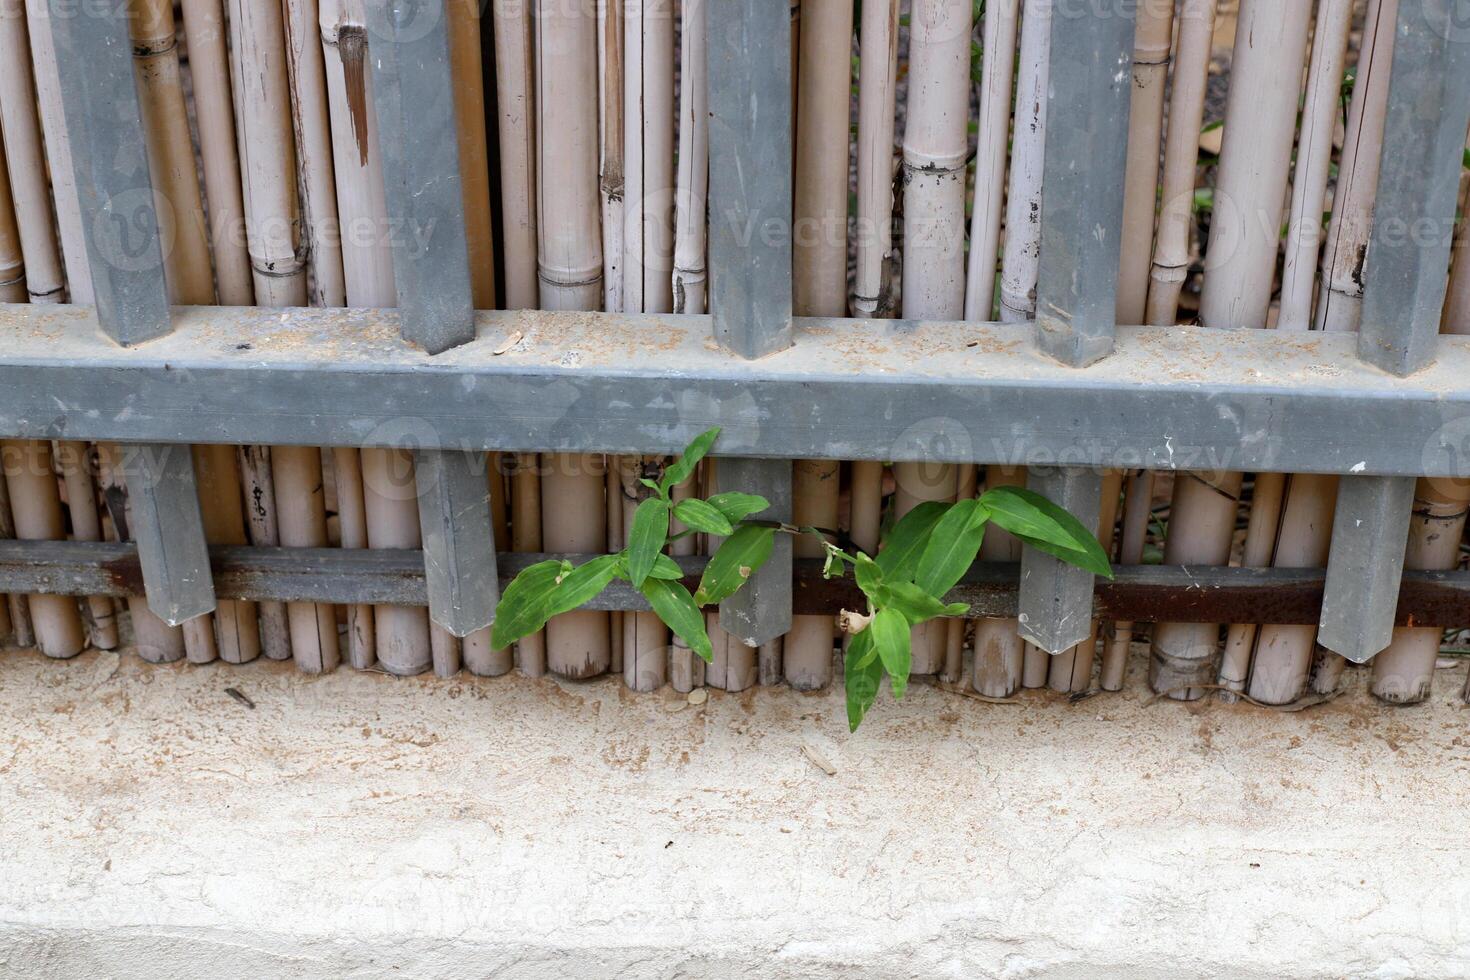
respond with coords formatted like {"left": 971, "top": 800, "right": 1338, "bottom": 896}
{"left": 640, "top": 578, "right": 712, "bottom": 662}
{"left": 673, "top": 497, "right": 734, "bottom": 536}
{"left": 705, "top": 491, "right": 770, "bottom": 525}
{"left": 661, "top": 427, "right": 721, "bottom": 492}
{"left": 875, "top": 500, "right": 951, "bottom": 581}
{"left": 646, "top": 553, "right": 686, "bottom": 581}
{"left": 626, "top": 497, "right": 670, "bottom": 587}
{"left": 915, "top": 498, "right": 987, "bottom": 596}
{"left": 693, "top": 524, "right": 776, "bottom": 606}
{"left": 853, "top": 552, "right": 883, "bottom": 599}
{"left": 490, "top": 559, "right": 566, "bottom": 649}
{"left": 545, "top": 554, "right": 622, "bottom": 618}
{"left": 877, "top": 581, "right": 967, "bottom": 626}
{"left": 981, "top": 485, "right": 1113, "bottom": 578}
{"left": 871, "top": 608, "right": 912, "bottom": 699}
{"left": 844, "top": 630, "right": 884, "bottom": 732}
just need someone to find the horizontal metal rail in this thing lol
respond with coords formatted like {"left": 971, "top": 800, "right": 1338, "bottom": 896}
{"left": 4, "top": 304, "right": 1470, "bottom": 477}
{"left": 2, "top": 540, "right": 1467, "bottom": 628}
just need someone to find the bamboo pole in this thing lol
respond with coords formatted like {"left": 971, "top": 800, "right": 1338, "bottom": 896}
{"left": 1252, "top": 0, "right": 1395, "bottom": 703}
{"left": 1099, "top": 469, "right": 1156, "bottom": 691}
{"left": 1151, "top": 0, "right": 1310, "bottom": 702}
{"left": 1116, "top": 0, "right": 1174, "bottom": 324}
{"left": 320, "top": 0, "right": 435, "bottom": 673}
{"left": 963, "top": 0, "right": 1018, "bottom": 322}
{"left": 1214, "top": 471, "right": 1287, "bottom": 698}
{"left": 449, "top": 0, "right": 497, "bottom": 310}
{"left": 1, "top": 441, "right": 85, "bottom": 658}
{"left": 621, "top": 457, "right": 669, "bottom": 691}
{"left": 998, "top": 0, "right": 1048, "bottom": 325}
{"left": 1277, "top": 0, "right": 1354, "bottom": 330}
{"left": 236, "top": 447, "right": 293, "bottom": 660}
{"left": 786, "top": 0, "right": 850, "bottom": 690}
{"left": 192, "top": 445, "right": 261, "bottom": 663}
{"left": 54, "top": 445, "right": 119, "bottom": 651}
{"left": 1144, "top": 0, "right": 1216, "bottom": 324}
{"left": 599, "top": 0, "right": 625, "bottom": 314}
{"left": 0, "top": 7, "right": 62, "bottom": 303}
{"left": 493, "top": 0, "right": 540, "bottom": 309}
{"left": 671, "top": 0, "right": 708, "bottom": 313}
{"left": 899, "top": 0, "right": 969, "bottom": 675}
{"left": 283, "top": 0, "right": 347, "bottom": 307}
{"left": 267, "top": 446, "right": 339, "bottom": 671}
{"left": 0, "top": 469, "right": 14, "bottom": 644}
{"left": 180, "top": 0, "right": 254, "bottom": 306}
{"left": 942, "top": 464, "right": 978, "bottom": 683}
{"left": 1315, "top": 0, "right": 1398, "bottom": 333}
{"left": 464, "top": 459, "right": 513, "bottom": 676}
{"left": 96, "top": 444, "right": 185, "bottom": 662}
{"left": 972, "top": 466, "right": 1025, "bottom": 697}
{"left": 510, "top": 453, "right": 546, "bottom": 675}
{"left": 704, "top": 459, "right": 754, "bottom": 691}
{"left": 0, "top": 143, "right": 23, "bottom": 303}
{"left": 331, "top": 445, "right": 375, "bottom": 668}
{"left": 852, "top": 0, "right": 898, "bottom": 318}
{"left": 537, "top": 0, "right": 610, "bottom": 677}
{"left": 1047, "top": 471, "right": 1122, "bottom": 693}
{"left": 668, "top": 471, "right": 705, "bottom": 691}
{"left": 625, "top": 0, "right": 674, "bottom": 313}
{"left": 607, "top": 462, "right": 624, "bottom": 674}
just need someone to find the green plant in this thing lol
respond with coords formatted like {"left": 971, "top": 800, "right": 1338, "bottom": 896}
{"left": 491, "top": 429, "right": 1112, "bottom": 731}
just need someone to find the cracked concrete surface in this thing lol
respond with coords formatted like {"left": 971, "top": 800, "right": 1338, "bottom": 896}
{"left": 1, "top": 646, "right": 1469, "bottom": 978}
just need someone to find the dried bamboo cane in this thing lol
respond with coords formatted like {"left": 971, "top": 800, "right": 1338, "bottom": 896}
{"left": 1099, "top": 469, "right": 1157, "bottom": 691}
{"left": 180, "top": 0, "right": 254, "bottom": 306}
{"left": 510, "top": 453, "right": 546, "bottom": 675}
{"left": 972, "top": 466, "right": 1025, "bottom": 697}
{"left": 53, "top": 444, "right": 119, "bottom": 651}
{"left": 853, "top": 0, "right": 898, "bottom": 319}
{"left": 192, "top": 445, "right": 261, "bottom": 663}
{"left": 1151, "top": 0, "right": 1310, "bottom": 701}
{"left": 621, "top": 457, "right": 669, "bottom": 691}
{"left": 464, "top": 459, "right": 513, "bottom": 676}
{"left": 998, "top": 0, "right": 1048, "bottom": 325}
{"left": 704, "top": 459, "right": 754, "bottom": 691}
{"left": 96, "top": 444, "right": 185, "bottom": 662}
{"left": 942, "top": 463, "right": 978, "bottom": 683}
{"left": 1047, "top": 471, "right": 1122, "bottom": 693}
{"left": 599, "top": 0, "right": 625, "bottom": 314}
{"left": 320, "top": 0, "right": 435, "bottom": 673}
{"left": 607, "top": 462, "right": 624, "bottom": 674}
{"left": 668, "top": 472, "right": 705, "bottom": 691}
{"left": 0, "top": 8, "right": 62, "bottom": 303}
{"left": 1252, "top": 0, "right": 1396, "bottom": 703}
{"left": 1277, "top": 0, "right": 1354, "bottom": 330}
{"left": 538, "top": 0, "right": 610, "bottom": 677}
{"left": 962, "top": 0, "right": 1018, "bottom": 322}
{"left": 493, "top": 0, "right": 540, "bottom": 309}
{"left": 449, "top": 0, "right": 497, "bottom": 309}
{"left": 1116, "top": 0, "right": 1174, "bottom": 324}
{"left": 786, "top": 0, "right": 850, "bottom": 690}
{"left": 1, "top": 441, "right": 85, "bottom": 658}
{"left": 1144, "top": 0, "right": 1216, "bottom": 324}
{"left": 0, "top": 144, "right": 23, "bottom": 303}
{"left": 1370, "top": 482, "right": 1470, "bottom": 703}
{"left": 19, "top": 0, "right": 88, "bottom": 297}
{"left": 1214, "top": 471, "right": 1286, "bottom": 698}
{"left": 671, "top": 0, "right": 708, "bottom": 313}
{"left": 899, "top": 0, "right": 969, "bottom": 675}
{"left": 236, "top": 447, "right": 292, "bottom": 660}
{"left": 1315, "top": 0, "right": 1398, "bottom": 333}
{"left": 268, "top": 446, "right": 339, "bottom": 671}
{"left": 0, "top": 468, "right": 14, "bottom": 644}
{"left": 283, "top": 0, "right": 347, "bottom": 307}
{"left": 331, "top": 445, "right": 374, "bottom": 668}
{"left": 625, "top": 0, "right": 674, "bottom": 313}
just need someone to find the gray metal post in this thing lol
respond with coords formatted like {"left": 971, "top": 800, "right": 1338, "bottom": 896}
{"left": 47, "top": 1, "right": 172, "bottom": 345}
{"left": 1320, "top": 0, "right": 1470, "bottom": 662}
{"left": 706, "top": 0, "right": 794, "bottom": 646}
{"left": 1357, "top": 0, "right": 1470, "bottom": 377}
{"left": 1017, "top": 467, "right": 1103, "bottom": 655}
{"left": 368, "top": 0, "right": 498, "bottom": 636}
{"left": 1318, "top": 475, "right": 1415, "bottom": 663}
{"left": 117, "top": 445, "right": 216, "bottom": 626}
{"left": 49, "top": 2, "right": 216, "bottom": 627}
{"left": 715, "top": 457, "right": 793, "bottom": 647}
{"left": 1033, "top": 0, "right": 1135, "bottom": 367}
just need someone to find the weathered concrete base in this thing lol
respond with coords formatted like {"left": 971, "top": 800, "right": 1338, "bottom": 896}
{"left": 2, "top": 646, "right": 1469, "bottom": 978}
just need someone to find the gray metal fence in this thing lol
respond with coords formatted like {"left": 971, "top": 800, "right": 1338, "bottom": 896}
{"left": 3, "top": 0, "right": 1470, "bottom": 680}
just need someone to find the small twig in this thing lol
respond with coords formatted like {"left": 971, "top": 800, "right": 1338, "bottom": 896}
{"left": 1147, "top": 684, "right": 1344, "bottom": 712}
{"left": 936, "top": 682, "right": 1022, "bottom": 706}
{"left": 224, "top": 687, "right": 256, "bottom": 710}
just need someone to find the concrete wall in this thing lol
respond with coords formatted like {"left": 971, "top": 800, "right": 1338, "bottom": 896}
{"left": 2, "top": 648, "right": 1468, "bottom": 978}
